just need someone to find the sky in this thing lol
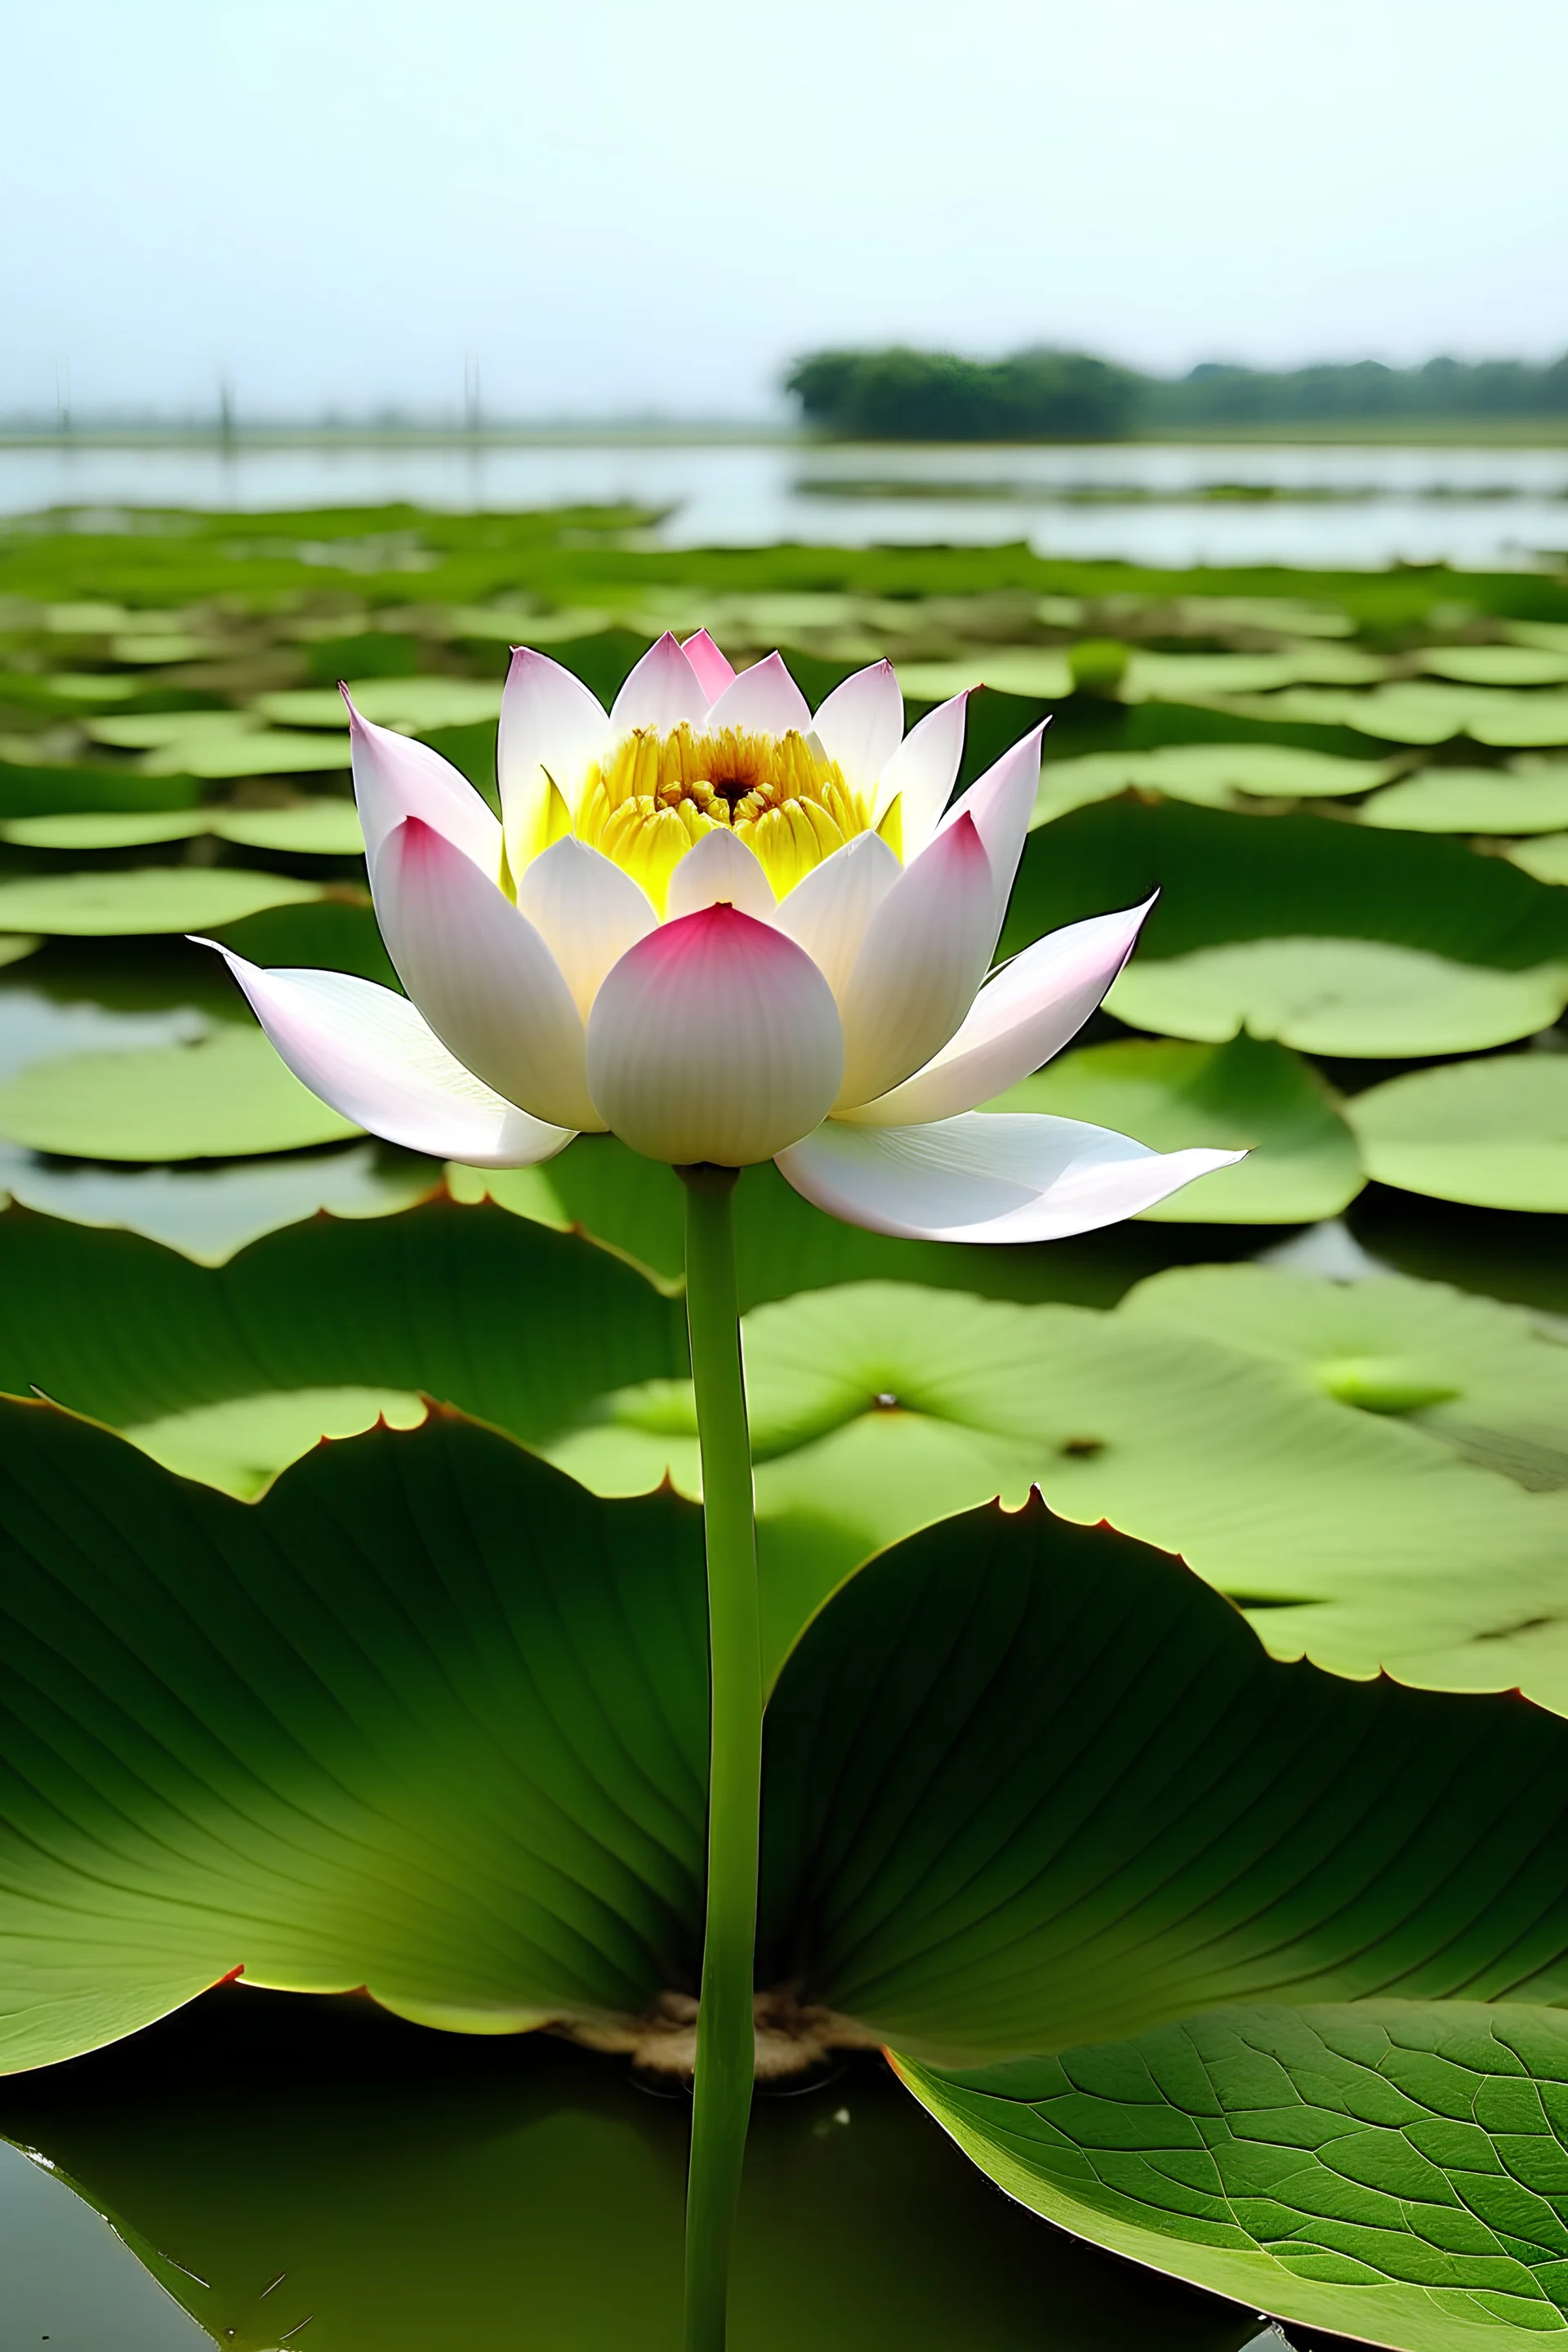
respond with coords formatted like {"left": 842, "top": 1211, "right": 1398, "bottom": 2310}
{"left": 3, "top": 0, "right": 1566, "bottom": 422}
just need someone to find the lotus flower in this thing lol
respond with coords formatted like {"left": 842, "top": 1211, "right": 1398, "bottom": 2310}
{"left": 209, "top": 633, "right": 1239, "bottom": 1239}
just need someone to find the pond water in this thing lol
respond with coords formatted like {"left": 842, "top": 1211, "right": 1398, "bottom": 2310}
{"left": 3, "top": 439, "right": 1568, "bottom": 569}
{"left": 0, "top": 1988, "right": 1319, "bottom": 2352}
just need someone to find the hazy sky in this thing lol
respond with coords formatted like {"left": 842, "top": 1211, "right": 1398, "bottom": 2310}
{"left": 4, "top": 0, "right": 1566, "bottom": 420}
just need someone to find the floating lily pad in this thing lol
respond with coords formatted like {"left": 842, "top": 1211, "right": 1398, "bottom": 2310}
{"left": 1245, "top": 683, "right": 1568, "bottom": 746}
{"left": 1125, "top": 646, "right": 1385, "bottom": 700}
{"left": 1359, "top": 764, "right": 1568, "bottom": 834}
{"left": 0, "top": 936, "right": 38, "bottom": 970}
{"left": 1124, "top": 1262, "right": 1568, "bottom": 1490}
{"left": 87, "top": 713, "right": 259, "bottom": 751}
{"left": 1033, "top": 743, "right": 1389, "bottom": 825}
{"left": 897, "top": 652, "right": 1073, "bottom": 702}
{"left": 1508, "top": 833, "right": 1568, "bottom": 885}
{"left": 898, "top": 2004, "right": 1568, "bottom": 2352}
{"left": 450, "top": 605, "right": 612, "bottom": 644}
{"left": 257, "top": 679, "right": 502, "bottom": 731}
{"left": 1347, "top": 1052, "right": 1568, "bottom": 1213}
{"left": 132, "top": 1384, "right": 429, "bottom": 1494}
{"left": 0, "top": 1027, "right": 361, "bottom": 1159}
{"left": 0, "top": 867, "right": 324, "bottom": 936}
{"left": 989, "top": 1032, "right": 1362, "bottom": 1224}
{"left": 1107, "top": 935, "right": 1568, "bottom": 1057}
{"left": 145, "top": 730, "right": 350, "bottom": 780}
{"left": 1423, "top": 644, "right": 1568, "bottom": 685}
{"left": 0, "top": 802, "right": 364, "bottom": 853}
{"left": 109, "top": 631, "right": 209, "bottom": 666}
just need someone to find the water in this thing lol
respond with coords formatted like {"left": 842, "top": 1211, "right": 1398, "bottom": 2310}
{"left": 0, "top": 1988, "right": 1293, "bottom": 2352}
{"left": 3, "top": 439, "right": 1567, "bottom": 568}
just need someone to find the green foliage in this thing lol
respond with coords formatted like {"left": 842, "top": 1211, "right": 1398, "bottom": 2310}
{"left": 1348, "top": 1055, "right": 1568, "bottom": 1214}
{"left": 898, "top": 2005, "right": 1568, "bottom": 2349}
{"left": 785, "top": 347, "right": 1141, "bottom": 442}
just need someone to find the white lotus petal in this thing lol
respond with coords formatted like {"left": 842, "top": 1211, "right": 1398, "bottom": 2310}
{"left": 515, "top": 834, "right": 658, "bottom": 1019}
{"left": 610, "top": 632, "right": 710, "bottom": 733}
{"left": 202, "top": 944, "right": 573, "bottom": 1168}
{"left": 939, "top": 723, "right": 1047, "bottom": 921}
{"left": 845, "top": 898, "right": 1155, "bottom": 1125}
{"left": 664, "top": 826, "right": 777, "bottom": 922}
{"left": 586, "top": 905, "right": 842, "bottom": 1165}
{"left": 772, "top": 831, "right": 900, "bottom": 1000}
{"left": 811, "top": 661, "right": 905, "bottom": 794}
{"left": 497, "top": 648, "right": 609, "bottom": 877}
{"left": 682, "top": 629, "right": 737, "bottom": 700}
{"left": 345, "top": 696, "right": 502, "bottom": 879}
{"left": 702, "top": 650, "right": 813, "bottom": 737}
{"left": 833, "top": 813, "right": 997, "bottom": 1111}
{"left": 376, "top": 817, "right": 601, "bottom": 1131}
{"left": 776, "top": 1112, "right": 1241, "bottom": 1242}
{"left": 872, "top": 689, "right": 969, "bottom": 850}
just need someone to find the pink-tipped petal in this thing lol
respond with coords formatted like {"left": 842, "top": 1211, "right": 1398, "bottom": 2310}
{"left": 515, "top": 835, "right": 657, "bottom": 1020}
{"left": 610, "top": 633, "right": 710, "bottom": 733}
{"left": 871, "top": 689, "right": 969, "bottom": 849}
{"left": 497, "top": 648, "right": 609, "bottom": 877}
{"left": 376, "top": 817, "right": 600, "bottom": 1131}
{"left": 345, "top": 696, "right": 502, "bottom": 879}
{"left": 681, "top": 629, "right": 737, "bottom": 701}
{"left": 664, "top": 826, "right": 777, "bottom": 923}
{"left": 586, "top": 905, "right": 842, "bottom": 1165}
{"left": 811, "top": 660, "right": 905, "bottom": 796}
{"left": 845, "top": 898, "right": 1156, "bottom": 1126}
{"left": 940, "top": 722, "right": 1047, "bottom": 922}
{"left": 202, "top": 945, "right": 573, "bottom": 1168}
{"left": 832, "top": 813, "right": 997, "bottom": 1112}
{"left": 702, "top": 649, "right": 813, "bottom": 738}
{"left": 776, "top": 1113, "right": 1242, "bottom": 1243}
{"left": 772, "top": 831, "right": 900, "bottom": 1000}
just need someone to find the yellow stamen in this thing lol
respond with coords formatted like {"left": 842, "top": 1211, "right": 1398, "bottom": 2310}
{"left": 573, "top": 721, "right": 880, "bottom": 911}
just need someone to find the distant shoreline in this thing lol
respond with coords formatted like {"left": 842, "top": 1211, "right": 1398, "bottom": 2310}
{"left": 5, "top": 421, "right": 1568, "bottom": 453}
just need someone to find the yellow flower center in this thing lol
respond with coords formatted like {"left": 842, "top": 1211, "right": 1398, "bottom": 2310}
{"left": 568, "top": 724, "right": 896, "bottom": 912}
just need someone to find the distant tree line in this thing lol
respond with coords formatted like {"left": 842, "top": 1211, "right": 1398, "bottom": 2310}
{"left": 786, "top": 347, "right": 1568, "bottom": 440}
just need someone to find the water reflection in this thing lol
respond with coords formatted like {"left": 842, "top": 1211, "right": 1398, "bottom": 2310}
{"left": 2, "top": 439, "right": 1566, "bottom": 568}
{"left": 0, "top": 1988, "right": 1265, "bottom": 2352}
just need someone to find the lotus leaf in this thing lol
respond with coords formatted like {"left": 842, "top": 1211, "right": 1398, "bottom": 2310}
{"left": 87, "top": 714, "right": 261, "bottom": 751}
{"left": 1347, "top": 1055, "right": 1568, "bottom": 1214}
{"left": 1423, "top": 645, "right": 1568, "bottom": 686}
{"left": 2, "top": 803, "right": 366, "bottom": 854}
{"left": 898, "top": 2005, "right": 1568, "bottom": 2352}
{"left": 989, "top": 1033, "right": 1362, "bottom": 1224}
{"left": 1508, "top": 835, "right": 1568, "bottom": 886}
{"left": 0, "top": 936, "right": 38, "bottom": 969}
{"left": 1124, "top": 647, "right": 1385, "bottom": 700}
{"left": 1, "top": 1141, "right": 438, "bottom": 1265}
{"left": 1002, "top": 800, "right": 1568, "bottom": 971}
{"left": 1033, "top": 744, "right": 1392, "bottom": 825}
{"left": 0, "top": 867, "right": 326, "bottom": 938}
{"left": 0, "top": 1027, "right": 362, "bottom": 1158}
{"left": 897, "top": 653, "right": 1074, "bottom": 702}
{"left": 1122, "top": 1263, "right": 1568, "bottom": 1490}
{"left": 142, "top": 730, "right": 350, "bottom": 780}
{"left": 7, "top": 1208, "right": 1561, "bottom": 1704}
{"left": 1237, "top": 685, "right": 1568, "bottom": 748}
{"left": 6, "top": 1410, "right": 1568, "bottom": 2090}
{"left": 255, "top": 679, "right": 503, "bottom": 731}
{"left": 1361, "top": 766, "right": 1568, "bottom": 835}
{"left": 1107, "top": 937, "right": 1568, "bottom": 1058}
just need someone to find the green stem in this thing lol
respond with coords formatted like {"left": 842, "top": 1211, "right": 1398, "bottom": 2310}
{"left": 679, "top": 1162, "right": 761, "bottom": 2352}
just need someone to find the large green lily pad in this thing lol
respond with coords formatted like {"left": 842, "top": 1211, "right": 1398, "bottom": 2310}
{"left": 989, "top": 1032, "right": 1363, "bottom": 1224}
{"left": 0, "top": 867, "right": 326, "bottom": 936}
{"left": 2, "top": 802, "right": 365, "bottom": 853}
{"left": 7, "top": 1408, "right": 1568, "bottom": 2105}
{"left": 0, "top": 1027, "right": 362, "bottom": 1159}
{"left": 145, "top": 731, "right": 350, "bottom": 780}
{"left": 1248, "top": 684, "right": 1568, "bottom": 747}
{"left": 1347, "top": 1054, "right": 1568, "bottom": 1213}
{"left": 1002, "top": 800, "right": 1568, "bottom": 972}
{"left": 1508, "top": 835, "right": 1568, "bottom": 886}
{"left": 898, "top": 2004, "right": 1568, "bottom": 2352}
{"left": 256, "top": 679, "right": 502, "bottom": 731}
{"left": 1423, "top": 644, "right": 1568, "bottom": 685}
{"left": 1360, "top": 767, "right": 1568, "bottom": 835}
{"left": 1107, "top": 937, "right": 1568, "bottom": 1058}
{"left": 1123, "top": 1263, "right": 1568, "bottom": 1490}
{"left": 1033, "top": 743, "right": 1390, "bottom": 824}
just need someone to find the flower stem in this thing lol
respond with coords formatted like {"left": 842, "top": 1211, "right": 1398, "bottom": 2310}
{"left": 679, "top": 1161, "right": 761, "bottom": 2352}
